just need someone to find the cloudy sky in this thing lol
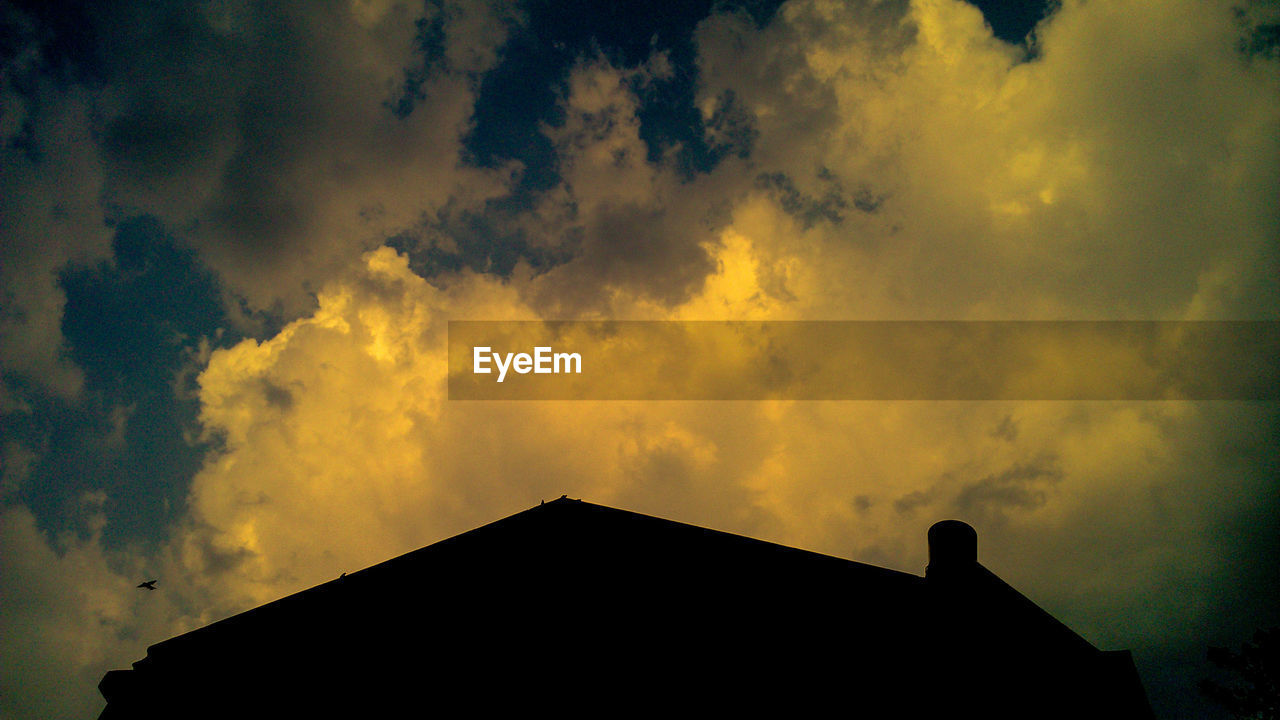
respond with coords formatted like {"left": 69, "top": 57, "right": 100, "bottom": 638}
{"left": 1, "top": 0, "right": 1277, "bottom": 717}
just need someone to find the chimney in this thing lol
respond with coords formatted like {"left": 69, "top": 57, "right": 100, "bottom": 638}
{"left": 926, "top": 520, "right": 977, "bottom": 580}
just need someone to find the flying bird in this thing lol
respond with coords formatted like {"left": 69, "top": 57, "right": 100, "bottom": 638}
{"left": 137, "top": 580, "right": 157, "bottom": 591}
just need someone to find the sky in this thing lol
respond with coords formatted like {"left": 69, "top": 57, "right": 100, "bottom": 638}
{"left": 0, "top": 0, "right": 1277, "bottom": 717}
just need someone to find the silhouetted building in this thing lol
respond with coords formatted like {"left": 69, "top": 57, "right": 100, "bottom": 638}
{"left": 99, "top": 498, "right": 1153, "bottom": 719}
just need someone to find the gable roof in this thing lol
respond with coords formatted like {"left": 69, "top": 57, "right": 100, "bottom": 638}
{"left": 100, "top": 498, "right": 1153, "bottom": 719}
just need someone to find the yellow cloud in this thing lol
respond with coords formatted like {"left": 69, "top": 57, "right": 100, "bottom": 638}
{"left": 161, "top": 5, "right": 1278, "bottom": 651}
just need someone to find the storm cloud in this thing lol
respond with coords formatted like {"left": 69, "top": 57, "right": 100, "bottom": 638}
{"left": 1, "top": 1, "right": 1277, "bottom": 718}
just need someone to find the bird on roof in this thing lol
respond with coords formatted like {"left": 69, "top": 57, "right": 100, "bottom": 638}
{"left": 137, "top": 580, "right": 157, "bottom": 591}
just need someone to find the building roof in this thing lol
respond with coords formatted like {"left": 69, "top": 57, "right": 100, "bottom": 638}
{"left": 99, "top": 498, "right": 1154, "bottom": 719}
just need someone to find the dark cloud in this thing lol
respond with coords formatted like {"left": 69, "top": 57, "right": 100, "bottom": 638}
{"left": 753, "top": 170, "right": 885, "bottom": 228}
{"left": 0, "top": 73, "right": 108, "bottom": 399}
{"left": 0, "top": 1, "right": 104, "bottom": 90}
{"left": 893, "top": 489, "right": 933, "bottom": 515}
{"left": 991, "top": 415, "right": 1019, "bottom": 442}
{"left": 0, "top": 3, "right": 1276, "bottom": 720}
{"left": 953, "top": 456, "right": 1062, "bottom": 522}
{"left": 697, "top": 88, "right": 757, "bottom": 166}
{"left": 259, "top": 381, "right": 294, "bottom": 413}
{"left": 0, "top": 217, "right": 230, "bottom": 546}
{"left": 465, "top": 0, "right": 788, "bottom": 187}
{"left": 548, "top": 201, "right": 718, "bottom": 310}
{"left": 1234, "top": 4, "right": 1280, "bottom": 60}
{"left": 387, "top": 197, "right": 577, "bottom": 279}
{"left": 45, "top": 0, "right": 514, "bottom": 323}
{"left": 386, "top": 1, "right": 454, "bottom": 118}
{"left": 60, "top": 217, "right": 227, "bottom": 396}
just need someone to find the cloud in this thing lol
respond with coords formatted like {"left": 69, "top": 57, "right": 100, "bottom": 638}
{"left": 178, "top": 248, "right": 788, "bottom": 611}
{"left": 694, "top": 0, "right": 1280, "bottom": 321}
{"left": 1, "top": 1, "right": 1276, "bottom": 718}
{"left": 172, "top": 249, "right": 1278, "bottom": 677}
{"left": 91, "top": 1, "right": 520, "bottom": 321}
{"left": 168, "top": 6, "right": 1279, "bottom": 716}
{"left": 3, "top": 0, "right": 519, "bottom": 397}
{"left": 514, "top": 58, "right": 723, "bottom": 313}
{"left": 953, "top": 454, "right": 1062, "bottom": 521}
{"left": 151, "top": 0, "right": 1280, "bottom": 648}
{"left": 0, "top": 499, "right": 176, "bottom": 720}
{"left": 0, "top": 87, "right": 110, "bottom": 397}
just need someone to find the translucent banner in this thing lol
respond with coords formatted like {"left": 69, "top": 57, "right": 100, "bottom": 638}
{"left": 447, "top": 321, "right": 1280, "bottom": 400}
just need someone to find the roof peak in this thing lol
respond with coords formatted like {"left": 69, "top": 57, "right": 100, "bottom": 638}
{"left": 539, "top": 494, "right": 582, "bottom": 506}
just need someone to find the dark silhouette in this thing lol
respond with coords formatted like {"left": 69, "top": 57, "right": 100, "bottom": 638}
{"left": 1200, "top": 627, "right": 1279, "bottom": 719}
{"left": 135, "top": 580, "right": 156, "bottom": 591}
{"left": 99, "top": 499, "right": 1153, "bottom": 719}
